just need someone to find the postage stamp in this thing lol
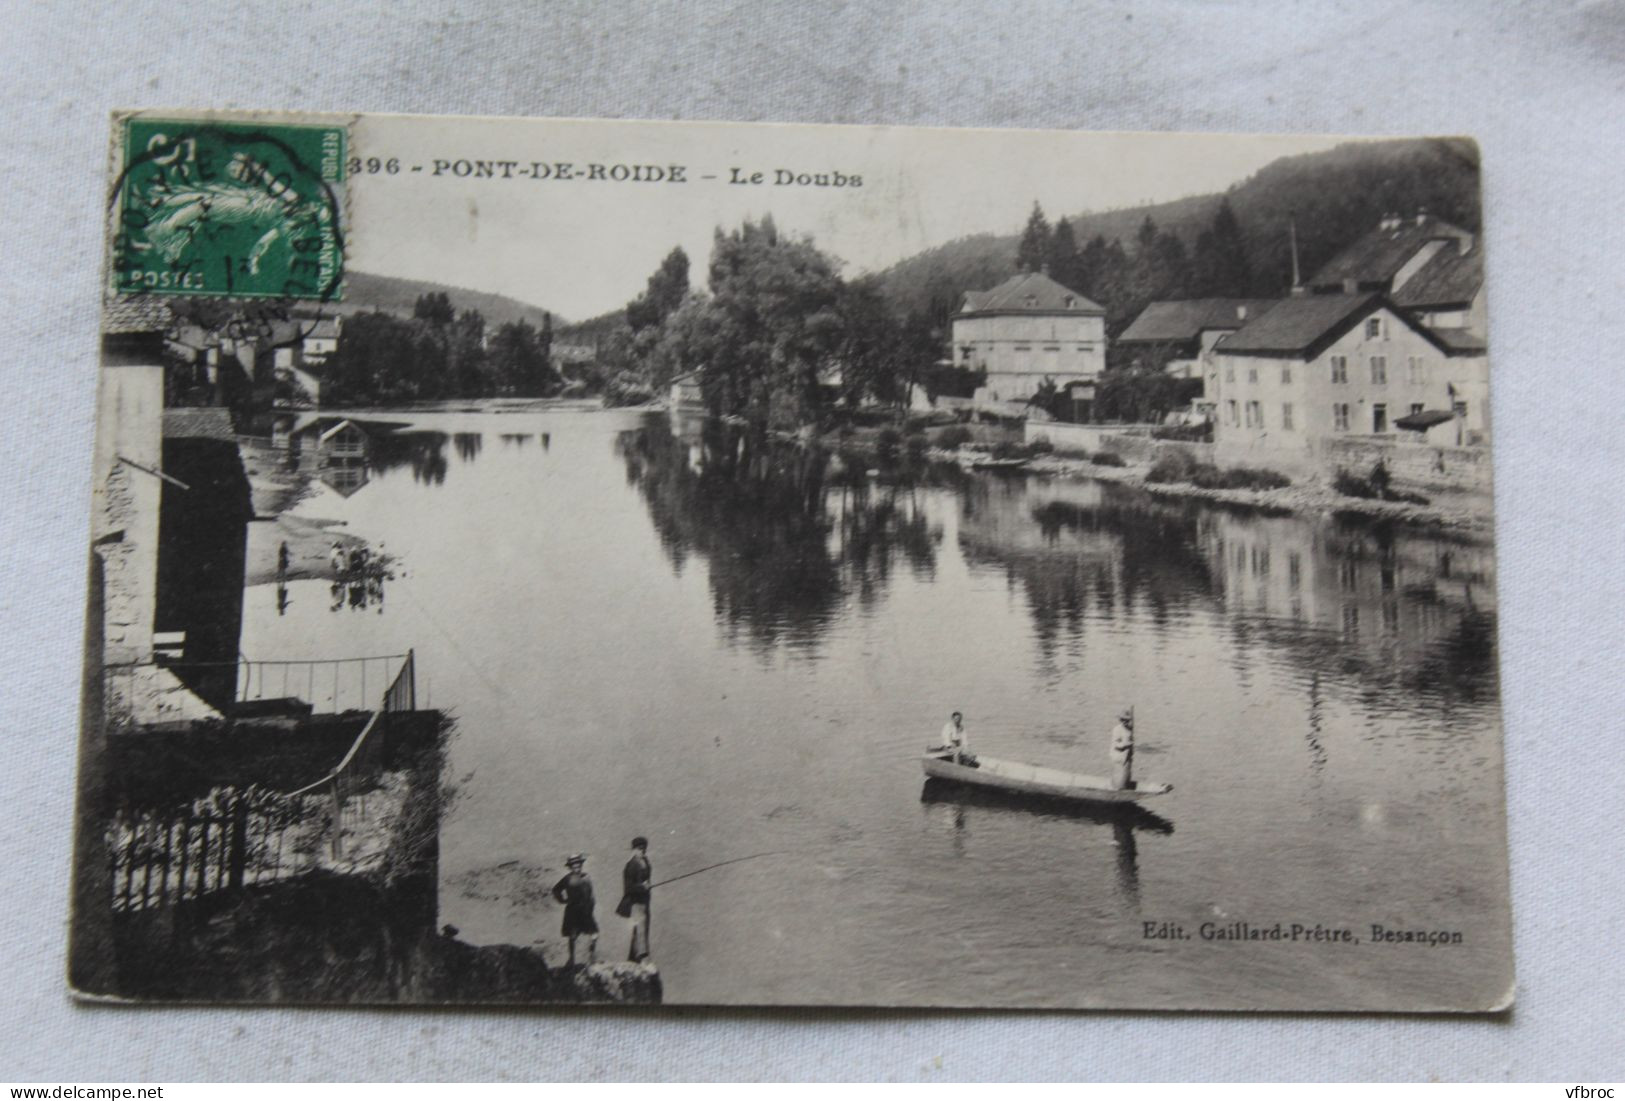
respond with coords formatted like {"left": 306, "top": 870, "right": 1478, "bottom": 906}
{"left": 110, "top": 117, "right": 345, "bottom": 301}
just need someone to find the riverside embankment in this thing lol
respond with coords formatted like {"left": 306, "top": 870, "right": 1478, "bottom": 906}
{"left": 1013, "top": 450, "right": 1494, "bottom": 532}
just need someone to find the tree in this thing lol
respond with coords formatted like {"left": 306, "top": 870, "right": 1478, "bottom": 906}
{"left": 1047, "top": 216, "right": 1081, "bottom": 291}
{"left": 1016, "top": 202, "right": 1051, "bottom": 274}
{"left": 487, "top": 318, "right": 558, "bottom": 396}
{"left": 1094, "top": 366, "right": 1201, "bottom": 424}
{"left": 834, "top": 275, "right": 909, "bottom": 409}
{"left": 324, "top": 311, "right": 447, "bottom": 405}
{"left": 668, "top": 216, "right": 844, "bottom": 428}
{"left": 626, "top": 246, "right": 691, "bottom": 333}
{"left": 413, "top": 291, "right": 455, "bottom": 325}
{"left": 1189, "top": 198, "right": 1252, "bottom": 297}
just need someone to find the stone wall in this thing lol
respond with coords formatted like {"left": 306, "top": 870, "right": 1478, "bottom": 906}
{"left": 93, "top": 365, "right": 166, "bottom": 665}
{"left": 1312, "top": 436, "right": 1493, "bottom": 493}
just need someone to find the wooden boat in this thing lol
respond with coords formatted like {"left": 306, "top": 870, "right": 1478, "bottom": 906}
{"left": 968, "top": 457, "right": 1030, "bottom": 471}
{"left": 921, "top": 752, "right": 1171, "bottom": 804}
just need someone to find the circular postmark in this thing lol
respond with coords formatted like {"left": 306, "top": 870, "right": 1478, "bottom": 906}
{"left": 110, "top": 118, "right": 346, "bottom": 303}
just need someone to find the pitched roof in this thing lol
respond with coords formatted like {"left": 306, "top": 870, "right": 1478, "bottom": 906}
{"left": 1215, "top": 293, "right": 1474, "bottom": 359}
{"left": 162, "top": 408, "right": 236, "bottom": 442}
{"left": 1215, "top": 294, "right": 1381, "bottom": 355}
{"left": 319, "top": 419, "right": 366, "bottom": 443}
{"left": 1308, "top": 214, "right": 1474, "bottom": 287}
{"left": 1117, "top": 298, "right": 1279, "bottom": 344}
{"left": 958, "top": 271, "right": 1103, "bottom": 316}
{"left": 1392, "top": 245, "right": 1484, "bottom": 310}
{"left": 302, "top": 317, "right": 341, "bottom": 340}
{"left": 102, "top": 297, "right": 176, "bottom": 335}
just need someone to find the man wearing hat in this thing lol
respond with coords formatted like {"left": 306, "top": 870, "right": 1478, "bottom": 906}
{"left": 616, "top": 836, "right": 653, "bottom": 963}
{"left": 550, "top": 854, "right": 599, "bottom": 966}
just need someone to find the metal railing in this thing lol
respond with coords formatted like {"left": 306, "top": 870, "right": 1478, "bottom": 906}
{"left": 107, "top": 650, "right": 420, "bottom": 910}
{"left": 287, "top": 650, "right": 416, "bottom": 857}
{"left": 103, "top": 653, "right": 412, "bottom": 726}
{"left": 109, "top": 786, "right": 305, "bottom": 913}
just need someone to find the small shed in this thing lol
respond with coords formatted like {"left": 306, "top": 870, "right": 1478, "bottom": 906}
{"left": 318, "top": 419, "right": 369, "bottom": 465}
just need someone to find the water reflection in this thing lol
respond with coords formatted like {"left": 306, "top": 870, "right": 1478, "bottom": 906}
{"left": 319, "top": 463, "right": 370, "bottom": 497}
{"left": 1197, "top": 511, "right": 1499, "bottom": 709}
{"left": 959, "top": 482, "right": 1217, "bottom": 664}
{"left": 616, "top": 421, "right": 944, "bottom": 653}
{"left": 328, "top": 568, "right": 388, "bottom": 613}
{"left": 959, "top": 477, "right": 1498, "bottom": 719}
{"left": 371, "top": 430, "right": 452, "bottom": 485}
{"left": 919, "top": 779, "right": 1174, "bottom": 912}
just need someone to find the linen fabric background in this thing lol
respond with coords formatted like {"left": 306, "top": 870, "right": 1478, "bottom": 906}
{"left": 1, "top": 0, "right": 1621, "bottom": 1081}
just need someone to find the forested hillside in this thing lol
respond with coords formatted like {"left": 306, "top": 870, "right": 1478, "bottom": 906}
{"left": 877, "top": 137, "right": 1480, "bottom": 336}
{"left": 338, "top": 270, "right": 560, "bottom": 331}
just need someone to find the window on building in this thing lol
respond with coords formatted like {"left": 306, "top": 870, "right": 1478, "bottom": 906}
{"left": 1282, "top": 402, "right": 1294, "bottom": 430}
{"left": 1365, "top": 317, "right": 1383, "bottom": 339}
{"left": 1373, "top": 403, "right": 1388, "bottom": 433}
{"left": 1247, "top": 367, "right": 1258, "bottom": 383}
{"left": 1410, "top": 402, "right": 1424, "bottom": 417}
{"left": 1370, "top": 355, "right": 1387, "bottom": 384}
{"left": 1333, "top": 403, "right": 1350, "bottom": 431}
{"left": 1014, "top": 345, "right": 1031, "bottom": 352}
{"left": 1246, "top": 400, "right": 1262, "bottom": 428}
{"left": 1227, "top": 400, "right": 1238, "bottom": 426}
{"left": 1225, "top": 365, "right": 1235, "bottom": 383}
{"left": 1453, "top": 399, "right": 1468, "bottom": 420}
{"left": 1331, "top": 355, "right": 1348, "bottom": 384}
{"left": 1408, "top": 355, "right": 1425, "bottom": 384}
{"left": 1281, "top": 365, "right": 1292, "bottom": 384}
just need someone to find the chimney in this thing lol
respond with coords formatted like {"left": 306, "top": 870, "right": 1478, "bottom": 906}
{"left": 1415, "top": 206, "right": 1428, "bottom": 227}
{"left": 1236, "top": 304, "right": 1248, "bottom": 321}
{"left": 1289, "top": 214, "right": 1303, "bottom": 295}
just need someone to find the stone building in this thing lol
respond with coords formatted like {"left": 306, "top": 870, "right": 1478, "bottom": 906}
{"left": 951, "top": 271, "right": 1106, "bottom": 401}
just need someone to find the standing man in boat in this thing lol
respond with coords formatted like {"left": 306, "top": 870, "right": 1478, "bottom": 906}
{"left": 616, "top": 836, "right": 653, "bottom": 963}
{"left": 940, "top": 711, "right": 974, "bottom": 766}
{"left": 551, "top": 853, "right": 599, "bottom": 966}
{"left": 1110, "top": 708, "right": 1135, "bottom": 790}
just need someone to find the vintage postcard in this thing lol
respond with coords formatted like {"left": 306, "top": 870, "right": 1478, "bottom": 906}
{"left": 73, "top": 110, "right": 1512, "bottom": 1011}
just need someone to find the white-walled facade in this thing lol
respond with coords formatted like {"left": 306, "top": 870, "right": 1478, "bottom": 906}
{"left": 1212, "top": 302, "right": 1488, "bottom": 451}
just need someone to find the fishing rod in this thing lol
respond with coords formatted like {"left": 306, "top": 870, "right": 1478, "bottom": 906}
{"left": 649, "top": 850, "right": 786, "bottom": 889}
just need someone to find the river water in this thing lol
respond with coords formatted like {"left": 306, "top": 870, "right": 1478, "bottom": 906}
{"left": 239, "top": 405, "right": 1511, "bottom": 1010}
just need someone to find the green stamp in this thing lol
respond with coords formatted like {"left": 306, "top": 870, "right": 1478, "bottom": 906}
{"left": 112, "top": 118, "right": 345, "bottom": 300}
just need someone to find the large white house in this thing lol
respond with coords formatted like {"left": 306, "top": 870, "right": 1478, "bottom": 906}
{"left": 950, "top": 271, "right": 1106, "bottom": 401}
{"left": 1209, "top": 293, "right": 1488, "bottom": 452}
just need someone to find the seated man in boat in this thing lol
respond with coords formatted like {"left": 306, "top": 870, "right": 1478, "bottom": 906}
{"left": 934, "top": 711, "right": 979, "bottom": 767}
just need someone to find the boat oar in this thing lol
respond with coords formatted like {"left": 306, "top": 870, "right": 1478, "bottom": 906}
{"left": 649, "top": 850, "right": 787, "bottom": 890}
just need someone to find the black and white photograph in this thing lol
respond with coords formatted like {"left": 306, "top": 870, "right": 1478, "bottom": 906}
{"left": 73, "top": 109, "right": 1513, "bottom": 1012}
